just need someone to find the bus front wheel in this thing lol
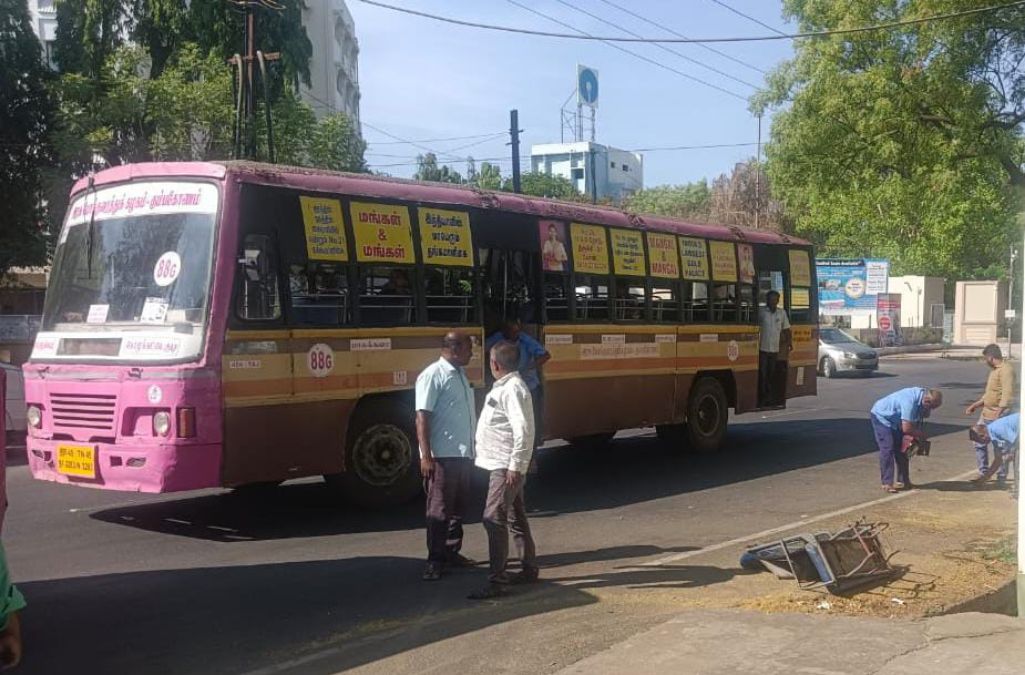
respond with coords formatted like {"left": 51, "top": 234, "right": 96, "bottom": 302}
{"left": 686, "top": 377, "right": 728, "bottom": 453}
{"left": 326, "top": 400, "right": 421, "bottom": 508}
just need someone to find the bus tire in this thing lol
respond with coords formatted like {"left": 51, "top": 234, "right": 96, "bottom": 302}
{"left": 686, "top": 377, "right": 728, "bottom": 453}
{"left": 326, "top": 399, "right": 420, "bottom": 508}
{"left": 567, "top": 432, "right": 615, "bottom": 449}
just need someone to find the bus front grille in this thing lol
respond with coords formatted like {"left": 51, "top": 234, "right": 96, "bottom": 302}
{"left": 50, "top": 393, "right": 118, "bottom": 432}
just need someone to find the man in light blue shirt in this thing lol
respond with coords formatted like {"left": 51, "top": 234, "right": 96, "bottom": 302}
{"left": 870, "top": 387, "right": 943, "bottom": 492}
{"left": 971, "top": 412, "right": 1019, "bottom": 487}
{"left": 415, "top": 331, "right": 477, "bottom": 580}
{"left": 486, "top": 318, "right": 550, "bottom": 452}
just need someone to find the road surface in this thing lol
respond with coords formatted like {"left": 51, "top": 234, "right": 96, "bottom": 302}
{"left": 5, "top": 355, "right": 991, "bottom": 674}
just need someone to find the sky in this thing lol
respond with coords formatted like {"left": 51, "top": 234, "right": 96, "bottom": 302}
{"left": 347, "top": 0, "right": 797, "bottom": 187}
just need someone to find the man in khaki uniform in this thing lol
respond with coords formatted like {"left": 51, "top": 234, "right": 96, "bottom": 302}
{"left": 965, "top": 344, "right": 1016, "bottom": 479}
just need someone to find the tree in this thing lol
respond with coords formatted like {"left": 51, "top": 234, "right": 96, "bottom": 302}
{"left": 0, "top": 0, "right": 55, "bottom": 274}
{"left": 756, "top": 0, "right": 1024, "bottom": 280}
{"left": 508, "top": 171, "right": 578, "bottom": 199}
{"left": 475, "top": 162, "right": 502, "bottom": 190}
{"left": 623, "top": 181, "right": 711, "bottom": 220}
{"left": 708, "top": 162, "right": 787, "bottom": 230}
{"left": 414, "top": 153, "right": 463, "bottom": 184}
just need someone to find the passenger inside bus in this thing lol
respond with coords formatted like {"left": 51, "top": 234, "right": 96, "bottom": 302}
{"left": 361, "top": 266, "right": 414, "bottom": 325}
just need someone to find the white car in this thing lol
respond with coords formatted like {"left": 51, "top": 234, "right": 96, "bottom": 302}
{"left": 0, "top": 363, "right": 26, "bottom": 443}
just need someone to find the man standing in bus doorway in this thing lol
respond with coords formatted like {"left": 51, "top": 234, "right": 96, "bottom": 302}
{"left": 486, "top": 318, "right": 550, "bottom": 471}
{"left": 964, "top": 344, "right": 1016, "bottom": 480}
{"left": 415, "top": 331, "right": 478, "bottom": 581}
{"left": 871, "top": 387, "right": 943, "bottom": 492}
{"left": 469, "top": 340, "right": 539, "bottom": 599}
{"left": 758, "top": 290, "right": 792, "bottom": 405}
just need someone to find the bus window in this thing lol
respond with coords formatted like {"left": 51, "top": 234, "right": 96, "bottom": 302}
{"left": 289, "top": 262, "right": 349, "bottom": 326}
{"left": 711, "top": 283, "right": 738, "bottom": 323}
{"left": 359, "top": 266, "right": 416, "bottom": 326}
{"left": 739, "top": 284, "right": 757, "bottom": 323}
{"left": 682, "top": 281, "right": 709, "bottom": 323}
{"left": 651, "top": 283, "right": 680, "bottom": 323}
{"left": 614, "top": 279, "right": 645, "bottom": 321}
{"left": 425, "top": 267, "right": 476, "bottom": 324}
{"left": 574, "top": 275, "right": 610, "bottom": 321}
{"left": 542, "top": 271, "right": 569, "bottom": 322}
{"left": 790, "top": 287, "right": 812, "bottom": 323}
{"left": 236, "top": 234, "right": 282, "bottom": 321}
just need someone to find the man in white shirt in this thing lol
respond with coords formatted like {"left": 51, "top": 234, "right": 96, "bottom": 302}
{"left": 758, "top": 290, "right": 792, "bottom": 405}
{"left": 469, "top": 340, "right": 538, "bottom": 599}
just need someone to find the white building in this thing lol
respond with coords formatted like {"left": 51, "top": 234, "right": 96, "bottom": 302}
{"left": 27, "top": 0, "right": 58, "bottom": 69}
{"left": 301, "top": 0, "right": 361, "bottom": 131}
{"left": 530, "top": 142, "right": 643, "bottom": 202}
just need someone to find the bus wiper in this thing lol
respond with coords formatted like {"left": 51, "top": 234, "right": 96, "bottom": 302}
{"left": 85, "top": 174, "right": 97, "bottom": 279}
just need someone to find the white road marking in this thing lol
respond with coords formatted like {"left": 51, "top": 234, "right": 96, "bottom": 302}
{"left": 242, "top": 648, "right": 342, "bottom": 675}
{"left": 644, "top": 469, "right": 979, "bottom": 567}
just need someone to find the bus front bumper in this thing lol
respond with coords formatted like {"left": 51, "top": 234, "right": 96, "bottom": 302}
{"left": 27, "top": 438, "right": 222, "bottom": 493}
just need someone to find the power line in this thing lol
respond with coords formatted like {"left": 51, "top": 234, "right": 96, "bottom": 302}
{"left": 505, "top": 0, "right": 749, "bottom": 101}
{"left": 367, "top": 132, "right": 507, "bottom": 146}
{"left": 552, "top": 0, "right": 759, "bottom": 90}
{"left": 597, "top": 0, "right": 767, "bottom": 75}
{"left": 356, "top": 0, "right": 1025, "bottom": 44}
{"left": 706, "top": 0, "right": 788, "bottom": 37}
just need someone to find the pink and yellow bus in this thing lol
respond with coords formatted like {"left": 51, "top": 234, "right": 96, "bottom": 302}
{"left": 26, "top": 162, "right": 817, "bottom": 506}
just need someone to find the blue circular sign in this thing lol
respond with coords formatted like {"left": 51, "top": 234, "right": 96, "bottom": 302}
{"left": 578, "top": 68, "right": 599, "bottom": 105}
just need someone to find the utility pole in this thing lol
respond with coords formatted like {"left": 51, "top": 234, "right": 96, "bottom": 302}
{"left": 1017, "top": 232, "right": 1025, "bottom": 618}
{"left": 589, "top": 146, "right": 597, "bottom": 205}
{"left": 509, "top": 109, "right": 522, "bottom": 194}
{"left": 1008, "top": 245, "right": 1017, "bottom": 358}
{"left": 755, "top": 113, "right": 762, "bottom": 229}
{"left": 229, "top": 1, "right": 280, "bottom": 161}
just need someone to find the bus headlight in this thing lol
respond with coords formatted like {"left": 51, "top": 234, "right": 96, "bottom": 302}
{"left": 153, "top": 411, "right": 171, "bottom": 437}
{"left": 26, "top": 406, "right": 41, "bottom": 429}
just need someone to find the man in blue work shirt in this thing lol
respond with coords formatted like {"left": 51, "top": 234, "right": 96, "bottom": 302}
{"left": 486, "top": 318, "right": 551, "bottom": 453}
{"left": 871, "top": 387, "right": 943, "bottom": 492}
{"left": 970, "top": 412, "right": 1019, "bottom": 488}
{"left": 415, "top": 331, "right": 477, "bottom": 581}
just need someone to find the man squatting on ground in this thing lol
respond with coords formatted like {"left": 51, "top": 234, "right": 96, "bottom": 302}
{"left": 415, "top": 331, "right": 478, "bottom": 581}
{"left": 965, "top": 344, "right": 1016, "bottom": 481}
{"left": 469, "top": 340, "right": 540, "bottom": 599}
{"left": 870, "top": 387, "right": 943, "bottom": 493}
{"left": 970, "top": 412, "right": 1019, "bottom": 488}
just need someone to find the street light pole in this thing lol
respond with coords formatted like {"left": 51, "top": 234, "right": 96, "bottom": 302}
{"left": 1018, "top": 236, "right": 1025, "bottom": 618}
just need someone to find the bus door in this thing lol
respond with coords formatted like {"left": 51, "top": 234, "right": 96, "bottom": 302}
{"left": 753, "top": 245, "right": 789, "bottom": 408}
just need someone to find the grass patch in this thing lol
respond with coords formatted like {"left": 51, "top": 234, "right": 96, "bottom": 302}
{"left": 981, "top": 536, "right": 1016, "bottom": 565}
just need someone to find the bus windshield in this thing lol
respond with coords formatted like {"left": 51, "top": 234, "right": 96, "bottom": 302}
{"left": 34, "top": 181, "right": 219, "bottom": 363}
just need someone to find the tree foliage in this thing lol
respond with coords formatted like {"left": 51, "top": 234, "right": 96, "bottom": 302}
{"left": 757, "top": 0, "right": 1025, "bottom": 280}
{"left": 508, "top": 171, "right": 578, "bottom": 199}
{"left": 414, "top": 153, "right": 464, "bottom": 184}
{"left": 623, "top": 181, "right": 711, "bottom": 220}
{"left": 0, "top": 0, "right": 54, "bottom": 273}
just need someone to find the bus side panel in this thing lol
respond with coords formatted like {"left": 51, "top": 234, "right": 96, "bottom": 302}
{"left": 223, "top": 400, "right": 352, "bottom": 485}
{"left": 544, "top": 374, "right": 676, "bottom": 440}
{"left": 787, "top": 325, "right": 818, "bottom": 399}
{"left": 733, "top": 370, "right": 759, "bottom": 413}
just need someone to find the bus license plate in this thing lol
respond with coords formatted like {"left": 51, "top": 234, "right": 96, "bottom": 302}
{"left": 57, "top": 445, "right": 96, "bottom": 479}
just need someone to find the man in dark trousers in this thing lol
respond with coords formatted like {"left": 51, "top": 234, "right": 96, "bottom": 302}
{"left": 758, "top": 290, "right": 791, "bottom": 405}
{"left": 415, "top": 331, "right": 477, "bottom": 581}
{"left": 469, "top": 340, "right": 539, "bottom": 599}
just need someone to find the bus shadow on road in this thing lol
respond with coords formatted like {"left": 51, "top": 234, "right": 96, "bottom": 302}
{"left": 16, "top": 552, "right": 739, "bottom": 674}
{"left": 89, "top": 417, "right": 967, "bottom": 542}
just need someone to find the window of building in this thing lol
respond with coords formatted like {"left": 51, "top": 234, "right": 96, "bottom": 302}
{"left": 610, "top": 161, "right": 616, "bottom": 169}
{"left": 358, "top": 266, "right": 415, "bottom": 326}
{"left": 574, "top": 275, "right": 610, "bottom": 321}
{"left": 236, "top": 234, "right": 281, "bottom": 321}
{"left": 289, "top": 262, "right": 349, "bottom": 325}
{"left": 424, "top": 267, "right": 476, "bottom": 324}
{"left": 622, "top": 165, "right": 629, "bottom": 172}
{"left": 571, "top": 168, "right": 584, "bottom": 180}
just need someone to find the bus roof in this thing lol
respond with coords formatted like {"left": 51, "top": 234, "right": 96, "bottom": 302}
{"left": 72, "top": 161, "right": 810, "bottom": 247}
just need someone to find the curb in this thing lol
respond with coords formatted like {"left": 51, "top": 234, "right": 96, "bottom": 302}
{"left": 936, "top": 579, "right": 1017, "bottom": 617}
{"left": 876, "top": 344, "right": 948, "bottom": 356}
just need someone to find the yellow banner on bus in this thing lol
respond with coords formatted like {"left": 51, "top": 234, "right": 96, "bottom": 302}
{"left": 647, "top": 232, "right": 679, "bottom": 278}
{"left": 679, "top": 237, "right": 709, "bottom": 281}
{"left": 709, "top": 241, "right": 738, "bottom": 282}
{"left": 610, "top": 228, "right": 646, "bottom": 276}
{"left": 571, "top": 223, "right": 610, "bottom": 275}
{"left": 350, "top": 201, "right": 415, "bottom": 264}
{"left": 300, "top": 196, "right": 348, "bottom": 262}
{"left": 418, "top": 207, "right": 473, "bottom": 267}
{"left": 789, "top": 249, "right": 811, "bottom": 287}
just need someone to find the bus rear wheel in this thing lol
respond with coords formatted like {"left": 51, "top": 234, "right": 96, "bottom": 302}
{"left": 326, "top": 400, "right": 421, "bottom": 508}
{"left": 686, "top": 377, "right": 728, "bottom": 453}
